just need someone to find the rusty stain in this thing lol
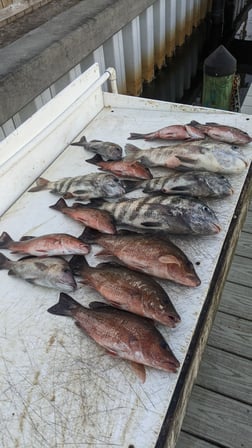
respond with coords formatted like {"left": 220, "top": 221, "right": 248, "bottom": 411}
{"left": 46, "top": 333, "right": 56, "bottom": 352}
{"left": 19, "top": 370, "right": 40, "bottom": 432}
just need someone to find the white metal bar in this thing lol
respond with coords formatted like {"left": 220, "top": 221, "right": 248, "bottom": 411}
{"left": 139, "top": 5, "right": 155, "bottom": 82}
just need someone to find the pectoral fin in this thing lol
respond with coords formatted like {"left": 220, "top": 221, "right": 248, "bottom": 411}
{"left": 130, "top": 362, "right": 146, "bottom": 383}
{"left": 159, "top": 255, "right": 181, "bottom": 266}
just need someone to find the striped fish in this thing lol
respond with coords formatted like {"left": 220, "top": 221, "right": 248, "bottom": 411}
{"left": 28, "top": 173, "right": 126, "bottom": 200}
{"left": 85, "top": 195, "right": 221, "bottom": 235}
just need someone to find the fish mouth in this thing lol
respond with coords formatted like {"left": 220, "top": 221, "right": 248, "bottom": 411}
{"left": 213, "top": 223, "right": 221, "bottom": 233}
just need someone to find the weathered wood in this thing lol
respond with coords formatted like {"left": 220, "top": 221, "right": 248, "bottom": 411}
{"left": 207, "top": 311, "right": 252, "bottom": 359}
{"left": 195, "top": 346, "right": 252, "bottom": 404}
{"left": 226, "top": 254, "right": 252, "bottom": 288}
{"left": 181, "top": 386, "right": 252, "bottom": 448}
{"left": 234, "top": 231, "right": 252, "bottom": 257}
{"left": 219, "top": 281, "right": 252, "bottom": 320}
{"left": 242, "top": 209, "right": 252, "bottom": 233}
{"left": 176, "top": 431, "right": 219, "bottom": 448}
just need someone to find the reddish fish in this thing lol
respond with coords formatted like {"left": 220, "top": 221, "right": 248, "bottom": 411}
{"left": 48, "top": 293, "right": 180, "bottom": 381}
{"left": 70, "top": 256, "right": 180, "bottom": 327}
{"left": 50, "top": 198, "right": 116, "bottom": 234}
{"left": 81, "top": 228, "right": 201, "bottom": 287}
{"left": 189, "top": 121, "right": 252, "bottom": 145}
{"left": 87, "top": 154, "right": 153, "bottom": 180}
{"left": 128, "top": 124, "right": 205, "bottom": 141}
{"left": 0, "top": 231, "right": 90, "bottom": 256}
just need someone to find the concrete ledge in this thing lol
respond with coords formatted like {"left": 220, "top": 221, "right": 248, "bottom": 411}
{"left": 0, "top": 0, "right": 155, "bottom": 125}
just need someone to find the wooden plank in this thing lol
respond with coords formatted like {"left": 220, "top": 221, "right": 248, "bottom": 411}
{"left": 181, "top": 386, "right": 252, "bottom": 448}
{"left": 207, "top": 312, "right": 252, "bottom": 359}
{"left": 219, "top": 281, "right": 252, "bottom": 320}
{"left": 176, "top": 431, "right": 219, "bottom": 448}
{"left": 226, "top": 254, "right": 252, "bottom": 288}
{"left": 195, "top": 346, "right": 252, "bottom": 404}
{"left": 242, "top": 209, "right": 252, "bottom": 233}
{"left": 234, "top": 231, "right": 252, "bottom": 257}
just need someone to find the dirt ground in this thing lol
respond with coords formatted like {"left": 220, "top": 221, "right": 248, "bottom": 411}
{"left": 0, "top": 0, "right": 81, "bottom": 48}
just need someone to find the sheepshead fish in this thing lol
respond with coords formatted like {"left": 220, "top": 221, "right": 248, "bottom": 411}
{"left": 128, "top": 124, "right": 205, "bottom": 141}
{"left": 87, "top": 195, "right": 221, "bottom": 235}
{"left": 87, "top": 154, "right": 153, "bottom": 179}
{"left": 70, "top": 256, "right": 180, "bottom": 327}
{"left": 50, "top": 198, "right": 116, "bottom": 234}
{"left": 80, "top": 228, "right": 201, "bottom": 287}
{"left": 124, "top": 142, "right": 247, "bottom": 174}
{"left": 48, "top": 293, "right": 180, "bottom": 382}
{"left": 0, "top": 253, "right": 77, "bottom": 291}
{"left": 70, "top": 136, "right": 123, "bottom": 160}
{"left": 140, "top": 171, "right": 233, "bottom": 198}
{"left": 0, "top": 232, "right": 90, "bottom": 256}
{"left": 189, "top": 121, "right": 252, "bottom": 145}
{"left": 28, "top": 173, "right": 125, "bottom": 200}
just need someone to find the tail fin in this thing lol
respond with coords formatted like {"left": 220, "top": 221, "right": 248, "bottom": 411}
{"left": 28, "top": 177, "right": 50, "bottom": 192}
{"left": 70, "top": 136, "right": 88, "bottom": 147}
{"left": 122, "top": 179, "right": 143, "bottom": 193}
{"left": 124, "top": 143, "right": 141, "bottom": 161}
{"left": 79, "top": 227, "right": 101, "bottom": 243}
{"left": 128, "top": 133, "right": 146, "bottom": 140}
{"left": 0, "top": 232, "right": 13, "bottom": 249}
{"left": 49, "top": 198, "right": 67, "bottom": 211}
{"left": 187, "top": 120, "right": 200, "bottom": 126}
{"left": 0, "top": 252, "right": 11, "bottom": 269}
{"left": 85, "top": 154, "right": 103, "bottom": 165}
{"left": 47, "top": 292, "right": 82, "bottom": 316}
{"left": 69, "top": 255, "right": 89, "bottom": 275}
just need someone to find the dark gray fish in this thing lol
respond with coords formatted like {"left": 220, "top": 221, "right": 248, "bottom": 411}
{"left": 48, "top": 293, "right": 180, "bottom": 382}
{"left": 28, "top": 173, "right": 126, "bottom": 200}
{"left": 87, "top": 195, "right": 221, "bottom": 235}
{"left": 124, "top": 142, "right": 247, "bottom": 174}
{"left": 189, "top": 121, "right": 252, "bottom": 145}
{"left": 0, "top": 253, "right": 77, "bottom": 291}
{"left": 140, "top": 171, "right": 233, "bottom": 198}
{"left": 70, "top": 136, "right": 123, "bottom": 160}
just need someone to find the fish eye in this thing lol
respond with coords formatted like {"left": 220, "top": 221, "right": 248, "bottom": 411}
{"left": 159, "top": 340, "right": 168, "bottom": 349}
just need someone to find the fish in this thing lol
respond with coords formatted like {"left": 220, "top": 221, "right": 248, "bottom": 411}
{"left": 47, "top": 293, "right": 180, "bottom": 382}
{"left": 87, "top": 195, "right": 221, "bottom": 235}
{"left": 70, "top": 136, "right": 123, "bottom": 160}
{"left": 188, "top": 121, "right": 252, "bottom": 145}
{"left": 28, "top": 173, "right": 126, "bottom": 200}
{"left": 80, "top": 228, "right": 201, "bottom": 287}
{"left": 0, "top": 253, "right": 77, "bottom": 291}
{"left": 70, "top": 256, "right": 180, "bottom": 327}
{"left": 0, "top": 231, "right": 90, "bottom": 256}
{"left": 128, "top": 124, "right": 205, "bottom": 141}
{"left": 124, "top": 142, "right": 248, "bottom": 174}
{"left": 139, "top": 171, "right": 233, "bottom": 198}
{"left": 86, "top": 154, "right": 153, "bottom": 179}
{"left": 49, "top": 198, "right": 116, "bottom": 234}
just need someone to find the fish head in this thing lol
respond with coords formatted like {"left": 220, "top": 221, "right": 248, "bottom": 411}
{"left": 47, "top": 258, "right": 77, "bottom": 291}
{"left": 161, "top": 255, "right": 201, "bottom": 287}
{"left": 102, "top": 174, "right": 126, "bottom": 197}
{"left": 104, "top": 143, "right": 123, "bottom": 161}
{"left": 182, "top": 200, "right": 221, "bottom": 235}
{"left": 204, "top": 173, "right": 233, "bottom": 197}
{"left": 147, "top": 338, "right": 180, "bottom": 373}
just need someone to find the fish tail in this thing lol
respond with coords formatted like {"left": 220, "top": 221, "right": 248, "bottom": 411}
{"left": 188, "top": 120, "right": 200, "bottom": 126}
{"left": 49, "top": 198, "right": 68, "bottom": 211}
{"left": 122, "top": 180, "right": 143, "bottom": 193}
{"left": 128, "top": 133, "right": 146, "bottom": 140}
{"left": 0, "top": 252, "right": 11, "bottom": 269}
{"left": 70, "top": 136, "right": 88, "bottom": 147}
{"left": 79, "top": 227, "right": 101, "bottom": 243}
{"left": 69, "top": 255, "right": 89, "bottom": 274}
{"left": 47, "top": 292, "right": 82, "bottom": 317}
{"left": 85, "top": 154, "right": 103, "bottom": 165}
{"left": 124, "top": 143, "right": 141, "bottom": 161}
{"left": 28, "top": 177, "right": 50, "bottom": 192}
{"left": 0, "top": 232, "right": 14, "bottom": 249}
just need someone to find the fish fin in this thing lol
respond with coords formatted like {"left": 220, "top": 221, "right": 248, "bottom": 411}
{"left": 159, "top": 255, "right": 182, "bottom": 266}
{"left": 141, "top": 222, "right": 161, "bottom": 227}
{"left": 34, "top": 261, "right": 49, "bottom": 271}
{"left": 8, "top": 270, "right": 17, "bottom": 276}
{"left": 79, "top": 227, "right": 101, "bottom": 243}
{"left": 49, "top": 198, "right": 67, "bottom": 211}
{"left": 127, "top": 133, "right": 146, "bottom": 140}
{"left": 19, "top": 235, "right": 35, "bottom": 241}
{"left": 122, "top": 180, "right": 142, "bottom": 193}
{"left": 95, "top": 249, "right": 113, "bottom": 258}
{"left": 124, "top": 143, "right": 141, "bottom": 159}
{"left": 188, "top": 120, "right": 200, "bottom": 126}
{"left": 176, "top": 156, "right": 197, "bottom": 164}
{"left": 28, "top": 177, "right": 49, "bottom": 192}
{"left": 85, "top": 154, "right": 103, "bottom": 165}
{"left": 47, "top": 292, "right": 81, "bottom": 316}
{"left": 130, "top": 362, "right": 146, "bottom": 383}
{"left": 0, "top": 252, "right": 11, "bottom": 269}
{"left": 69, "top": 255, "right": 89, "bottom": 274}
{"left": 88, "top": 301, "right": 112, "bottom": 310}
{"left": 0, "top": 231, "right": 14, "bottom": 248}
{"left": 63, "top": 192, "right": 74, "bottom": 199}
{"left": 205, "top": 122, "right": 219, "bottom": 126}
{"left": 70, "top": 136, "right": 88, "bottom": 147}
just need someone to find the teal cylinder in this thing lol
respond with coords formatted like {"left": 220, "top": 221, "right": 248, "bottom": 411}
{"left": 202, "top": 45, "right": 237, "bottom": 111}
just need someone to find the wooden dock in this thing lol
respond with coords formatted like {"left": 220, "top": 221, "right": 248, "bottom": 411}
{"left": 176, "top": 190, "right": 252, "bottom": 447}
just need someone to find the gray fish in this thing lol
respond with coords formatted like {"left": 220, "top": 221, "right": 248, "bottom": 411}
{"left": 28, "top": 173, "right": 126, "bottom": 201}
{"left": 87, "top": 195, "right": 221, "bottom": 235}
{"left": 124, "top": 142, "right": 247, "bottom": 174}
{"left": 0, "top": 253, "right": 77, "bottom": 291}
{"left": 70, "top": 255, "right": 180, "bottom": 327}
{"left": 140, "top": 171, "right": 233, "bottom": 198}
{"left": 189, "top": 121, "right": 252, "bottom": 145}
{"left": 70, "top": 136, "right": 123, "bottom": 161}
{"left": 48, "top": 293, "right": 180, "bottom": 382}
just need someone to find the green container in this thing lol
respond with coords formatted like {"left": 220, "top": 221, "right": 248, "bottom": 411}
{"left": 202, "top": 45, "right": 236, "bottom": 111}
{"left": 202, "top": 73, "right": 235, "bottom": 110}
